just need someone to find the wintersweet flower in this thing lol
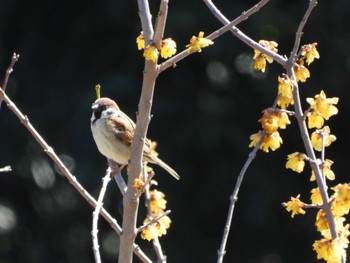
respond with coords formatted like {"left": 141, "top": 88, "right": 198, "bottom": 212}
{"left": 258, "top": 109, "right": 290, "bottom": 133}
{"left": 306, "top": 90, "right": 338, "bottom": 129}
{"left": 249, "top": 131, "right": 283, "bottom": 152}
{"left": 160, "top": 38, "right": 177, "bottom": 59}
{"left": 311, "top": 126, "right": 336, "bottom": 152}
{"left": 283, "top": 194, "right": 306, "bottom": 218}
{"left": 310, "top": 159, "right": 335, "bottom": 181}
{"left": 301, "top": 43, "right": 320, "bottom": 65}
{"left": 149, "top": 190, "right": 167, "bottom": 214}
{"left": 133, "top": 178, "right": 144, "bottom": 191}
{"left": 277, "top": 75, "right": 294, "bottom": 109}
{"left": 294, "top": 63, "right": 310, "bottom": 82}
{"left": 143, "top": 45, "right": 159, "bottom": 62}
{"left": 186, "top": 31, "right": 213, "bottom": 53}
{"left": 253, "top": 40, "right": 278, "bottom": 72}
{"left": 331, "top": 184, "right": 350, "bottom": 216}
{"left": 311, "top": 187, "right": 323, "bottom": 205}
{"left": 313, "top": 238, "right": 347, "bottom": 263}
{"left": 286, "top": 152, "right": 305, "bottom": 173}
{"left": 141, "top": 223, "right": 158, "bottom": 241}
{"left": 136, "top": 33, "right": 145, "bottom": 50}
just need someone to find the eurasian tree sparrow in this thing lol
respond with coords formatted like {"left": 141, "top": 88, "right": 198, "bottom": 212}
{"left": 91, "top": 97, "right": 180, "bottom": 180}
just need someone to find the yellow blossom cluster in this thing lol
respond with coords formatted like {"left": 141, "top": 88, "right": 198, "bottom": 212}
{"left": 306, "top": 90, "right": 339, "bottom": 129}
{"left": 141, "top": 190, "right": 172, "bottom": 241}
{"left": 312, "top": 184, "right": 350, "bottom": 262}
{"left": 186, "top": 31, "right": 214, "bottom": 53}
{"left": 249, "top": 109, "right": 290, "bottom": 152}
{"left": 253, "top": 40, "right": 278, "bottom": 72}
{"left": 283, "top": 185, "right": 350, "bottom": 262}
{"left": 136, "top": 32, "right": 177, "bottom": 62}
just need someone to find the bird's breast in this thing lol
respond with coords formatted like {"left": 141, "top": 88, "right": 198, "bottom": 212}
{"left": 91, "top": 119, "right": 130, "bottom": 165}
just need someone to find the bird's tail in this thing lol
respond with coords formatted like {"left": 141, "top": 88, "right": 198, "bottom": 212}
{"left": 152, "top": 155, "right": 180, "bottom": 180}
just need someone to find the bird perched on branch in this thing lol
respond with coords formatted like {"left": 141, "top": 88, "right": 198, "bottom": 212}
{"left": 90, "top": 97, "right": 180, "bottom": 180}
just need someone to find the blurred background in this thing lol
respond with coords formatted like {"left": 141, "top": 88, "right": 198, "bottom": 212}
{"left": 1, "top": 0, "right": 350, "bottom": 262}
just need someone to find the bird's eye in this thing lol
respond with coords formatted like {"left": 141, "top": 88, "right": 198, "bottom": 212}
{"left": 105, "top": 108, "right": 114, "bottom": 115}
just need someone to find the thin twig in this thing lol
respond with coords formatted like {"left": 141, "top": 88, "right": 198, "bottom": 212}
{"left": 0, "top": 53, "right": 19, "bottom": 111}
{"left": 0, "top": 166, "right": 12, "bottom": 173}
{"left": 144, "top": 180, "right": 167, "bottom": 263}
{"left": 153, "top": 0, "right": 169, "bottom": 49}
{"left": 217, "top": 138, "right": 262, "bottom": 263}
{"left": 137, "top": 210, "right": 171, "bottom": 233}
{"left": 92, "top": 168, "right": 112, "bottom": 263}
{"left": 290, "top": 0, "right": 318, "bottom": 61}
{"left": 159, "top": 0, "right": 283, "bottom": 73}
{"left": 108, "top": 159, "right": 128, "bottom": 195}
{"left": 0, "top": 88, "right": 152, "bottom": 263}
{"left": 203, "top": 0, "right": 286, "bottom": 67}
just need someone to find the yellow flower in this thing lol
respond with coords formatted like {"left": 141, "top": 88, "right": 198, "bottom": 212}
{"left": 262, "top": 131, "right": 283, "bottom": 152}
{"left": 141, "top": 224, "right": 157, "bottom": 241}
{"left": 331, "top": 184, "right": 350, "bottom": 216}
{"left": 277, "top": 75, "right": 294, "bottom": 109}
{"left": 311, "top": 187, "right": 323, "bottom": 205}
{"left": 253, "top": 54, "right": 267, "bottom": 72}
{"left": 249, "top": 131, "right": 283, "bottom": 152}
{"left": 149, "top": 190, "right": 167, "bottom": 214}
{"left": 249, "top": 130, "right": 263, "bottom": 148}
{"left": 140, "top": 215, "right": 172, "bottom": 241}
{"left": 286, "top": 152, "right": 305, "bottom": 173}
{"left": 283, "top": 194, "right": 306, "bottom": 218}
{"left": 133, "top": 178, "right": 144, "bottom": 191}
{"left": 160, "top": 38, "right": 177, "bottom": 59}
{"left": 186, "top": 31, "right": 213, "bottom": 53}
{"left": 300, "top": 43, "right": 320, "bottom": 65}
{"left": 313, "top": 238, "right": 347, "bottom": 263}
{"left": 311, "top": 126, "right": 336, "bottom": 152}
{"left": 258, "top": 109, "right": 290, "bottom": 133}
{"left": 136, "top": 33, "right": 145, "bottom": 50}
{"left": 315, "top": 209, "right": 329, "bottom": 232}
{"left": 143, "top": 45, "right": 159, "bottom": 62}
{"left": 294, "top": 64, "right": 310, "bottom": 82}
{"left": 310, "top": 159, "right": 335, "bottom": 181}
{"left": 253, "top": 40, "right": 278, "bottom": 72}
{"left": 306, "top": 91, "right": 339, "bottom": 127}
{"left": 308, "top": 112, "right": 325, "bottom": 129}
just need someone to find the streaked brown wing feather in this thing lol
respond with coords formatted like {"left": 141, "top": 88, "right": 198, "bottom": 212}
{"left": 108, "top": 112, "right": 136, "bottom": 146}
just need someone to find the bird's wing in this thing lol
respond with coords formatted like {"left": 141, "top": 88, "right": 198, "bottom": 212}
{"left": 108, "top": 112, "right": 136, "bottom": 146}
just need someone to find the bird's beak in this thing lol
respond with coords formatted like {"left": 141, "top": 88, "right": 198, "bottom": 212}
{"left": 91, "top": 103, "right": 98, "bottom": 111}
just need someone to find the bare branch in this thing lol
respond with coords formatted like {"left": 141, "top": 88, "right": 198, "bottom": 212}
{"left": 0, "top": 88, "right": 152, "bottom": 263}
{"left": 0, "top": 166, "right": 12, "bottom": 173}
{"left": 217, "top": 137, "right": 263, "bottom": 263}
{"left": 137, "top": 210, "right": 171, "bottom": 233}
{"left": 92, "top": 168, "right": 112, "bottom": 263}
{"left": 289, "top": 0, "right": 318, "bottom": 62}
{"left": 0, "top": 53, "right": 19, "bottom": 111}
{"left": 153, "top": 0, "right": 169, "bottom": 49}
{"left": 159, "top": 0, "right": 282, "bottom": 73}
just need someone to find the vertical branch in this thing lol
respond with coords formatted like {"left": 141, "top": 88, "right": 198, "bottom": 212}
{"left": 118, "top": 0, "right": 171, "bottom": 261}
{"left": 153, "top": 0, "right": 168, "bottom": 49}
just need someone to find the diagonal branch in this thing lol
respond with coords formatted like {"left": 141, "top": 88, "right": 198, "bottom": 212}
{"left": 0, "top": 87, "right": 152, "bottom": 263}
